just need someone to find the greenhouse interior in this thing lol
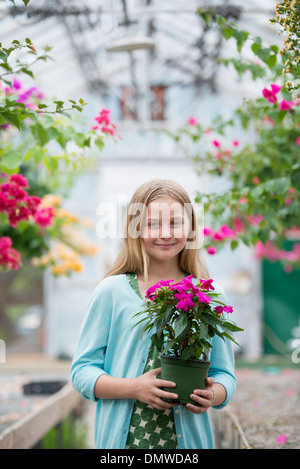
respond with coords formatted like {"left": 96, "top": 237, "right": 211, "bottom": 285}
{"left": 0, "top": 0, "right": 299, "bottom": 451}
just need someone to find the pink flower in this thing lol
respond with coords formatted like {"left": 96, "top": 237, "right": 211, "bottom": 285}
{"left": 200, "top": 278, "right": 215, "bottom": 291}
{"left": 233, "top": 140, "right": 239, "bottom": 146}
{"left": 214, "top": 305, "right": 233, "bottom": 315}
{"left": 145, "top": 283, "right": 160, "bottom": 298}
{"left": 212, "top": 231, "right": 224, "bottom": 242}
{"left": 238, "top": 197, "right": 247, "bottom": 204}
{"left": 252, "top": 176, "right": 260, "bottom": 185}
{"left": 188, "top": 116, "right": 198, "bottom": 125}
{"left": 158, "top": 279, "right": 174, "bottom": 287}
{"left": 12, "top": 78, "right": 22, "bottom": 90}
{"left": 279, "top": 99, "right": 295, "bottom": 111}
{"left": 34, "top": 207, "right": 55, "bottom": 227}
{"left": 262, "top": 84, "right": 282, "bottom": 103}
{"left": 276, "top": 434, "right": 288, "bottom": 445}
{"left": 220, "top": 224, "right": 235, "bottom": 238}
{"left": 0, "top": 236, "right": 21, "bottom": 270}
{"left": 174, "top": 292, "right": 195, "bottom": 311}
{"left": 214, "top": 306, "right": 224, "bottom": 315}
{"left": 203, "top": 227, "right": 212, "bottom": 236}
{"left": 233, "top": 217, "right": 244, "bottom": 233}
{"left": 195, "top": 291, "right": 211, "bottom": 303}
{"left": 207, "top": 246, "right": 216, "bottom": 255}
{"left": 212, "top": 140, "right": 220, "bottom": 147}
{"left": 9, "top": 174, "right": 28, "bottom": 187}
{"left": 295, "top": 137, "right": 300, "bottom": 146}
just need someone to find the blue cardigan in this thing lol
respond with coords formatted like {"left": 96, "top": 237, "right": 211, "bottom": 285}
{"left": 71, "top": 274, "right": 236, "bottom": 449}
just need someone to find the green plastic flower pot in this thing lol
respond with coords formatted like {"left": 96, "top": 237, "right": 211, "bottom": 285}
{"left": 158, "top": 355, "right": 211, "bottom": 406}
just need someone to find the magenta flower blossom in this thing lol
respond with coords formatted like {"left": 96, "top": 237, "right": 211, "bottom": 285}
{"left": 214, "top": 305, "right": 233, "bottom": 315}
{"left": 188, "top": 116, "right": 198, "bottom": 125}
{"left": 276, "top": 434, "right": 287, "bottom": 445}
{"left": 0, "top": 236, "right": 21, "bottom": 270}
{"left": 174, "top": 291, "right": 195, "bottom": 311}
{"left": 203, "top": 227, "right": 212, "bottom": 236}
{"left": 212, "top": 139, "right": 220, "bottom": 147}
{"left": 207, "top": 246, "right": 216, "bottom": 255}
{"left": 262, "top": 84, "right": 282, "bottom": 103}
{"left": 200, "top": 278, "right": 215, "bottom": 291}
{"left": 279, "top": 99, "right": 295, "bottom": 111}
{"left": 195, "top": 291, "right": 210, "bottom": 304}
{"left": 296, "top": 137, "right": 300, "bottom": 146}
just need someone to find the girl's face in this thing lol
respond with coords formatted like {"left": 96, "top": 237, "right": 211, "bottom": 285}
{"left": 141, "top": 196, "right": 190, "bottom": 262}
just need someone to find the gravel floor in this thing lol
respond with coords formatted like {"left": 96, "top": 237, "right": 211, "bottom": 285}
{"left": 229, "top": 368, "right": 300, "bottom": 449}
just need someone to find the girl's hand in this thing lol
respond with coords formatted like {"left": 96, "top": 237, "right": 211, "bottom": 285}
{"left": 134, "top": 367, "right": 178, "bottom": 410}
{"left": 186, "top": 377, "right": 215, "bottom": 414}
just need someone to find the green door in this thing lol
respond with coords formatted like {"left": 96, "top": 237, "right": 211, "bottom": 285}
{"left": 263, "top": 255, "right": 300, "bottom": 355}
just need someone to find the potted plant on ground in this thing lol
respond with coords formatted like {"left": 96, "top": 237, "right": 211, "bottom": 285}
{"left": 133, "top": 274, "right": 243, "bottom": 406}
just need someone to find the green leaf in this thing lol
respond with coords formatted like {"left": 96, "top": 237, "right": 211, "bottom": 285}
{"left": 291, "top": 169, "right": 300, "bottom": 190}
{"left": 251, "top": 42, "right": 260, "bottom": 55}
{"left": 22, "top": 0, "right": 31, "bottom": 5}
{"left": 2, "top": 112, "right": 21, "bottom": 130}
{"left": 1, "top": 152, "right": 23, "bottom": 170}
{"left": 181, "top": 345, "right": 194, "bottom": 361}
{"left": 173, "top": 314, "right": 189, "bottom": 338}
{"left": 0, "top": 51, "right": 8, "bottom": 62}
{"left": 266, "top": 54, "right": 277, "bottom": 69}
{"left": 223, "top": 27, "right": 233, "bottom": 40}
{"left": 199, "top": 322, "right": 209, "bottom": 339}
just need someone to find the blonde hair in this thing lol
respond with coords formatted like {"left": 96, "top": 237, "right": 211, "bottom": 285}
{"left": 104, "top": 179, "right": 209, "bottom": 284}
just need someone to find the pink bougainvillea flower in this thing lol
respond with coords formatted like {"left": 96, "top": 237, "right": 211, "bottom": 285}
{"left": 220, "top": 224, "right": 235, "bottom": 238}
{"left": 207, "top": 246, "right": 216, "bottom": 255}
{"left": 212, "top": 140, "right": 220, "bottom": 147}
{"left": 233, "top": 217, "right": 244, "bottom": 233}
{"left": 238, "top": 196, "right": 248, "bottom": 204}
{"left": 212, "top": 231, "right": 224, "bottom": 242}
{"left": 279, "top": 99, "right": 295, "bottom": 111}
{"left": 276, "top": 434, "right": 288, "bottom": 445}
{"left": 295, "top": 136, "right": 300, "bottom": 146}
{"left": 12, "top": 78, "right": 22, "bottom": 90}
{"left": 188, "top": 116, "right": 198, "bottom": 125}
{"left": 233, "top": 139, "right": 239, "bottom": 146}
{"left": 262, "top": 84, "right": 282, "bottom": 103}
{"left": 203, "top": 227, "right": 212, "bottom": 236}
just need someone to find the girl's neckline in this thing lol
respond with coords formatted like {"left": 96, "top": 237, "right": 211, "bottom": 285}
{"left": 126, "top": 272, "right": 143, "bottom": 300}
{"left": 124, "top": 272, "right": 144, "bottom": 302}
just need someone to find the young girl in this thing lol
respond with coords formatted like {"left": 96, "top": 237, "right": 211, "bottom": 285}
{"left": 71, "top": 179, "right": 236, "bottom": 449}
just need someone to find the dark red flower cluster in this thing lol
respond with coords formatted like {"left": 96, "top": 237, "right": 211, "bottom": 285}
{"left": 0, "top": 174, "right": 54, "bottom": 228}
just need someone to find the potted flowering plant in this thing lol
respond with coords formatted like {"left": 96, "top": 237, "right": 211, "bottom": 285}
{"left": 133, "top": 275, "right": 243, "bottom": 405}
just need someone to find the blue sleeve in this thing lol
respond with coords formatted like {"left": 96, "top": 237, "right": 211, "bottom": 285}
{"left": 70, "top": 284, "right": 111, "bottom": 402}
{"left": 207, "top": 283, "right": 237, "bottom": 409}
{"left": 208, "top": 333, "right": 236, "bottom": 409}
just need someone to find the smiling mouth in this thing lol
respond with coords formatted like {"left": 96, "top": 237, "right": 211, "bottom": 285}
{"left": 155, "top": 243, "right": 176, "bottom": 246}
